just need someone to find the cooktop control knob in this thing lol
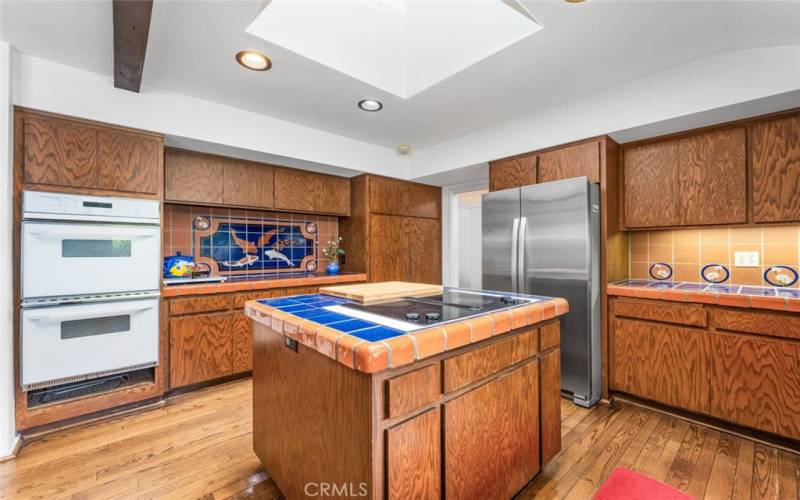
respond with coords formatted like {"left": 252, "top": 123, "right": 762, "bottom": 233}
{"left": 500, "top": 296, "right": 516, "bottom": 304}
{"left": 424, "top": 312, "right": 441, "bottom": 321}
{"left": 405, "top": 312, "right": 421, "bottom": 321}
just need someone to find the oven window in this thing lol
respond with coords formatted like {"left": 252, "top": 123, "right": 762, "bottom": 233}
{"left": 62, "top": 239, "right": 132, "bottom": 258}
{"left": 61, "top": 315, "right": 131, "bottom": 340}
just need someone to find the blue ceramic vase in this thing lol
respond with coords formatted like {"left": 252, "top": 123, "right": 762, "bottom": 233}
{"left": 326, "top": 262, "right": 340, "bottom": 275}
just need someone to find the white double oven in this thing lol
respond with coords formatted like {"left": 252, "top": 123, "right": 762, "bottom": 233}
{"left": 21, "top": 191, "right": 161, "bottom": 391}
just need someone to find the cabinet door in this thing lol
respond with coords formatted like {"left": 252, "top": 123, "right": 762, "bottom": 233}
{"left": 24, "top": 113, "right": 98, "bottom": 188}
{"left": 231, "top": 312, "right": 253, "bottom": 373}
{"left": 752, "top": 115, "right": 800, "bottom": 223}
{"left": 164, "top": 149, "right": 224, "bottom": 204}
{"left": 97, "top": 128, "right": 161, "bottom": 194}
{"left": 677, "top": 128, "right": 746, "bottom": 225}
{"left": 623, "top": 141, "right": 680, "bottom": 228}
{"left": 444, "top": 361, "right": 539, "bottom": 500}
{"left": 386, "top": 408, "right": 441, "bottom": 500}
{"left": 489, "top": 155, "right": 537, "bottom": 192}
{"left": 538, "top": 141, "right": 600, "bottom": 184}
{"left": 223, "top": 161, "right": 274, "bottom": 209}
{"left": 369, "top": 176, "right": 440, "bottom": 219}
{"left": 612, "top": 318, "right": 708, "bottom": 413}
{"left": 707, "top": 331, "right": 800, "bottom": 440}
{"left": 169, "top": 312, "right": 233, "bottom": 388}
{"left": 368, "top": 215, "right": 406, "bottom": 282}
{"left": 273, "top": 169, "right": 350, "bottom": 215}
{"left": 540, "top": 348, "right": 561, "bottom": 464}
{"left": 406, "top": 217, "right": 441, "bottom": 284}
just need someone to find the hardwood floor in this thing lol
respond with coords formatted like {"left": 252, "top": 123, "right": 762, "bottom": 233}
{"left": 1, "top": 379, "right": 797, "bottom": 499}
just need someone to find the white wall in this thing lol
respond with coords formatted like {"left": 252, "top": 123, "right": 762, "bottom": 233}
{"left": 13, "top": 53, "right": 410, "bottom": 179}
{"left": 411, "top": 46, "right": 800, "bottom": 179}
{"left": 0, "top": 41, "right": 19, "bottom": 459}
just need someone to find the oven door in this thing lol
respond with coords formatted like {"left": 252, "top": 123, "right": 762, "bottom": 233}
{"left": 21, "top": 298, "right": 160, "bottom": 389}
{"left": 22, "top": 221, "right": 160, "bottom": 299}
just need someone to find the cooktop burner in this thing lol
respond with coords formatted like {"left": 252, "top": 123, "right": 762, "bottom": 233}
{"left": 336, "top": 289, "right": 536, "bottom": 329}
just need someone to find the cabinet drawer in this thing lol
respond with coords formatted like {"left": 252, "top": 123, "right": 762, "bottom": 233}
{"left": 539, "top": 322, "right": 560, "bottom": 351}
{"left": 169, "top": 295, "right": 233, "bottom": 316}
{"left": 443, "top": 328, "right": 538, "bottom": 393}
{"left": 710, "top": 308, "right": 800, "bottom": 340}
{"left": 385, "top": 364, "right": 440, "bottom": 419}
{"left": 613, "top": 298, "right": 707, "bottom": 327}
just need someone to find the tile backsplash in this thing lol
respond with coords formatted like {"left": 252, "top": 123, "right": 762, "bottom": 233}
{"left": 163, "top": 204, "right": 338, "bottom": 278}
{"left": 629, "top": 225, "right": 800, "bottom": 288}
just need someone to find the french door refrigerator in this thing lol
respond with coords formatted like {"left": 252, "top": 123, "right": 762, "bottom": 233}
{"left": 482, "top": 177, "right": 601, "bottom": 407}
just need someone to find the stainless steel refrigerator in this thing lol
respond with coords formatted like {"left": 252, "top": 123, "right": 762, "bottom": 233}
{"left": 482, "top": 177, "right": 600, "bottom": 407}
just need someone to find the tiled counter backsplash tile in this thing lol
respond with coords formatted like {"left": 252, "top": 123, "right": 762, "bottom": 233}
{"left": 630, "top": 225, "right": 800, "bottom": 287}
{"left": 163, "top": 204, "right": 338, "bottom": 278}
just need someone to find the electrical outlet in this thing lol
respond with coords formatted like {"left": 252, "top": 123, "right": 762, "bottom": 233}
{"left": 734, "top": 251, "right": 760, "bottom": 268}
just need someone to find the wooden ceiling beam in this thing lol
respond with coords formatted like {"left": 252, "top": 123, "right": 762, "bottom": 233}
{"left": 113, "top": 0, "right": 153, "bottom": 92}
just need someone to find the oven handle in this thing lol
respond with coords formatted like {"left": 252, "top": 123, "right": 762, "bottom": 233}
{"left": 25, "top": 303, "right": 156, "bottom": 322}
{"left": 26, "top": 227, "right": 156, "bottom": 239}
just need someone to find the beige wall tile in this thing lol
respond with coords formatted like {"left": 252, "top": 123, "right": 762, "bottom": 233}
{"left": 701, "top": 245, "right": 730, "bottom": 265}
{"left": 630, "top": 245, "right": 648, "bottom": 263}
{"left": 763, "top": 225, "right": 799, "bottom": 244}
{"left": 673, "top": 229, "right": 700, "bottom": 245}
{"left": 674, "top": 263, "right": 699, "bottom": 282}
{"left": 649, "top": 230, "right": 673, "bottom": 246}
{"left": 731, "top": 226, "right": 762, "bottom": 244}
{"left": 701, "top": 227, "right": 729, "bottom": 245}
{"left": 731, "top": 267, "right": 763, "bottom": 286}
{"left": 630, "top": 262, "right": 649, "bottom": 279}
{"left": 630, "top": 232, "right": 649, "bottom": 246}
{"left": 675, "top": 245, "right": 700, "bottom": 264}
{"left": 649, "top": 245, "right": 673, "bottom": 262}
{"left": 764, "top": 243, "right": 799, "bottom": 266}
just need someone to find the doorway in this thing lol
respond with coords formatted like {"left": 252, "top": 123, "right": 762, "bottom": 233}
{"left": 442, "top": 181, "right": 489, "bottom": 289}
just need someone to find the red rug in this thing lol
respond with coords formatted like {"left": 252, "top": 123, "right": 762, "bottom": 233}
{"left": 593, "top": 468, "right": 694, "bottom": 500}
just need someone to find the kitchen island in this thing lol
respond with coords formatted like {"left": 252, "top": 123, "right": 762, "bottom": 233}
{"left": 244, "top": 285, "right": 568, "bottom": 499}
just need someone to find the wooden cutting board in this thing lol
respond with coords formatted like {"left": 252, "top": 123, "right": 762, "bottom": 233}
{"left": 319, "top": 281, "right": 444, "bottom": 305}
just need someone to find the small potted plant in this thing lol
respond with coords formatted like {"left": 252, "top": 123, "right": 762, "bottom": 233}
{"left": 322, "top": 236, "right": 346, "bottom": 275}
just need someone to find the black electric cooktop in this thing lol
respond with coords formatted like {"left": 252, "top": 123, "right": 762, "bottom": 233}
{"left": 339, "top": 289, "right": 533, "bottom": 327}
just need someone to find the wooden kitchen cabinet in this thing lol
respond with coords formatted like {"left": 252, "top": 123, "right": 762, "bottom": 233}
{"left": 169, "top": 312, "right": 234, "bottom": 387}
{"left": 21, "top": 109, "right": 163, "bottom": 196}
{"left": 222, "top": 161, "right": 274, "bottom": 209}
{"left": 369, "top": 176, "right": 440, "bottom": 219}
{"left": 489, "top": 155, "right": 537, "bottom": 192}
{"left": 368, "top": 214, "right": 442, "bottom": 284}
{"left": 444, "top": 360, "right": 540, "bottom": 500}
{"left": 538, "top": 140, "right": 600, "bottom": 184}
{"left": 406, "top": 217, "right": 442, "bottom": 284}
{"left": 386, "top": 408, "right": 441, "bottom": 500}
{"left": 273, "top": 168, "right": 350, "bottom": 215}
{"left": 231, "top": 312, "right": 254, "bottom": 373}
{"left": 751, "top": 115, "right": 800, "bottom": 223}
{"left": 164, "top": 149, "right": 225, "bottom": 204}
{"left": 623, "top": 140, "right": 681, "bottom": 228}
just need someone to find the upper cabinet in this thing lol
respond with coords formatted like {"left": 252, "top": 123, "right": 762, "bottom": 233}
{"left": 21, "top": 109, "right": 162, "bottom": 196}
{"left": 368, "top": 176, "right": 440, "bottom": 219}
{"left": 538, "top": 141, "right": 600, "bottom": 184}
{"left": 273, "top": 168, "right": 350, "bottom": 215}
{"left": 164, "top": 149, "right": 226, "bottom": 205}
{"left": 751, "top": 115, "right": 800, "bottom": 223}
{"left": 622, "top": 127, "right": 747, "bottom": 229}
{"left": 489, "top": 155, "right": 537, "bottom": 192}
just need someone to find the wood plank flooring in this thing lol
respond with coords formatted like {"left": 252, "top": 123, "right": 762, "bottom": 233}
{"left": 0, "top": 379, "right": 797, "bottom": 499}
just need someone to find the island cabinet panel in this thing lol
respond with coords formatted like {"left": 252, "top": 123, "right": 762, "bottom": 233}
{"left": 369, "top": 176, "right": 441, "bottom": 219}
{"left": 97, "top": 128, "right": 161, "bottom": 194}
{"left": 273, "top": 168, "right": 350, "bottom": 215}
{"left": 489, "top": 155, "right": 537, "bottom": 192}
{"left": 623, "top": 140, "right": 681, "bottom": 228}
{"left": 386, "top": 408, "right": 441, "bottom": 500}
{"left": 752, "top": 115, "right": 800, "bottom": 223}
{"left": 612, "top": 318, "right": 709, "bottom": 414}
{"left": 444, "top": 360, "right": 540, "bottom": 500}
{"left": 537, "top": 140, "right": 600, "bottom": 184}
{"left": 164, "top": 149, "right": 225, "bottom": 204}
{"left": 540, "top": 349, "right": 561, "bottom": 464}
{"left": 385, "top": 364, "right": 440, "bottom": 419}
{"left": 221, "top": 161, "right": 274, "bottom": 209}
{"left": 169, "top": 312, "right": 234, "bottom": 387}
{"left": 24, "top": 113, "right": 98, "bottom": 188}
{"left": 707, "top": 331, "right": 800, "bottom": 440}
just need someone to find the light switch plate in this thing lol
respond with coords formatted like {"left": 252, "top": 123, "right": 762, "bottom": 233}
{"left": 734, "top": 251, "right": 760, "bottom": 268}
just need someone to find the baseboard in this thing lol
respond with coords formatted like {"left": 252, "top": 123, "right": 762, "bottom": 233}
{"left": 0, "top": 433, "right": 22, "bottom": 463}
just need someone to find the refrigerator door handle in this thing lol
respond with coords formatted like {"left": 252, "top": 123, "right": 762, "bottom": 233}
{"left": 510, "top": 217, "right": 520, "bottom": 293}
{"left": 517, "top": 216, "right": 527, "bottom": 293}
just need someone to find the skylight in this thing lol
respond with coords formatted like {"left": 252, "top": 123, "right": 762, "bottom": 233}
{"left": 246, "top": 0, "right": 543, "bottom": 99}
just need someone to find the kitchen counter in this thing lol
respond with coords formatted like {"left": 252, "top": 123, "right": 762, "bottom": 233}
{"left": 247, "top": 284, "right": 567, "bottom": 499}
{"left": 245, "top": 290, "right": 568, "bottom": 373}
{"left": 161, "top": 272, "right": 367, "bottom": 297}
{"left": 608, "top": 279, "right": 800, "bottom": 312}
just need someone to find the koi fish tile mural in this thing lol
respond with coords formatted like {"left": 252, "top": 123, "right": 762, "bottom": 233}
{"left": 163, "top": 205, "right": 338, "bottom": 278}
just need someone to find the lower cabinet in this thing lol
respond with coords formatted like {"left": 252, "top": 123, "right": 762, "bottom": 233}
{"left": 443, "top": 360, "right": 540, "bottom": 500}
{"left": 386, "top": 408, "right": 441, "bottom": 500}
{"left": 231, "top": 313, "right": 254, "bottom": 373}
{"left": 169, "top": 312, "right": 235, "bottom": 388}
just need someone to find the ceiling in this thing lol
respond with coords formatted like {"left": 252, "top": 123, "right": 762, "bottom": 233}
{"left": 2, "top": 0, "right": 799, "bottom": 152}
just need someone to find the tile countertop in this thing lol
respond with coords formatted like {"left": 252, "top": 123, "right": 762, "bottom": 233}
{"left": 161, "top": 272, "right": 367, "bottom": 297}
{"left": 244, "top": 292, "right": 569, "bottom": 373}
{"left": 608, "top": 280, "right": 800, "bottom": 312}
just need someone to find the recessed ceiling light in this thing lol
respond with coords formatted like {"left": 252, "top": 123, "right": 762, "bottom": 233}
{"left": 358, "top": 99, "right": 383, "bottom": 112}
{"left": 565, "top": 0, "right": 586, "bottom": 3}
{"left": 236, "top": 50, "right": 272, "bottom": 71}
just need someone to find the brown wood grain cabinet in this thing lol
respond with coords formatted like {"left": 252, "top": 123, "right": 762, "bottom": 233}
{"left": 538, "top": 140, "right": 600, "bottom": 184}
{"left": 222, "top": 161, "right": 274, "bottom": 209}
{"left": 623, "top": 140, "right": 681, "bottom": 228}
{"left": 369, "top": 175, "right": 441, "bottom": 219}
{"left": 368, "top": 214, "right": 442, "bottom": 284}
{"left": 386, "top": 408, "right": 441, "bottom": 500}
{"left": 273, "top": 168, "right": 350, "bottom": 215}
{"left": 164, "top": 149, "right": 225, "bottom": 204}
{"left": 169, "top": 312, "right": 235, "bottom": 388}
{"left": 751, "top": 115, "right": 800, "bottom": 223}
{"left": 21, "top": 109, "right": 163, "bottom": 196}
{"left": 610, "top": 296, "right": 800, "bottom": 440}
{"left": 489, "top": 155, "right": 537, "bottom": 191}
